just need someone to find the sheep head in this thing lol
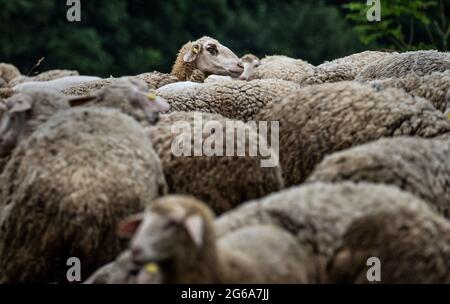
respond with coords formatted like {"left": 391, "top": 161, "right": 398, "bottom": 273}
{"left": 118, "top": 195, "right": 214, "bottom": 266}
{"left": 68, "top": 78, "right": 170, "bottom": 125}
{"left": 0, "top": 93, "right": 33, "bottom": 157}
{"left": 174, "top": 36, "right": 244, "bottom": 80}
{"left": 239, "top": 54, "right": 261, "bottom": 80}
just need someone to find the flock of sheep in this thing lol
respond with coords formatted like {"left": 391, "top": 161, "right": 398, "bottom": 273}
{"left": 0, "top": 36, "right": 449, "bottom": 284}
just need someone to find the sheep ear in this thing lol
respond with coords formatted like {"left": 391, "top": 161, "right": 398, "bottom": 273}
{"left": 8, "top": 95, "right": 33, "bottom": 114}
{"left": 183, "top": 44, "right": 201, "bottom": 63}
{"left": 184, "top": 214, "right": 204, "bottom": 248}
{"left": 117, "top": 213, "right": 144, "bottom": 238}
{"left": 67, "top": 95, "right": 98, "bottom": 107}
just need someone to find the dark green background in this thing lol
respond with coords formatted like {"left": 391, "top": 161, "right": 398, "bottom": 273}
{"left": 0, "top": 0, "right": 448, "bottom": 77}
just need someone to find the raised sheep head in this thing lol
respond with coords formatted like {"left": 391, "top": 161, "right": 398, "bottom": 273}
{"left": 183, "top": 36, "right": 244, "bottom": 78}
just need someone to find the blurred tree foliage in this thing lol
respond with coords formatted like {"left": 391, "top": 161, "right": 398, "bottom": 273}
{"left": 345, "top": 0, "right": 450, "bottom": 51}
{"left": 1, "top": 0, "right": 445, "bottom": 77}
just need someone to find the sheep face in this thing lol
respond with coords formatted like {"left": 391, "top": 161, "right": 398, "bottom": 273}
{"left": 69, "top": 78, "right": 170, "bottom": 125}
{"left": 0, "top": 94, "right": 33, "bottom": 157}
{"left": 184, "top": 37, "right": 244, "bottom": 78}
{"left": 239, "top": 54, "right": 261, "bottom": 80}
{"left": 119, "top": 199, "right": 205, "bottom": 266}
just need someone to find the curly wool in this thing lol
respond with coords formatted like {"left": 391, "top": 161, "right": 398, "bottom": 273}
{"left": 62, "top": 72, "right": 179, "bottom": 96}
{"left": 327, "top": 208, "right": 450, "bottom": 283}
{"left": 0, "top": 63, "right": 21, "bottom": 83}
{"left": 156, "top": 79, "right": 301, "bottom": 121}
{"left": 356, "top": 50, "right": 450, "bottom": 81}
{"left": 147, "top": 111, "right": 284, "bottom": 214}
{"left": 215, "top": 182, "right": 433, "bottom": 283}
{"left": 368, "top": 70, "right": 450, "bottom": 112}
{"left": 248, "top": 55, "right": 314, "bottom": 84}
{"left": 255, "top": 81, "right": 450, "bottom": 186}
{"left": 305, "top": 51, "right": 397, "bottom": 84}
{"left": 0, "top": 107, "right": 167, "bottom": 283}
{"left": 308, "top": 137, "right": 450, "bottom": 217}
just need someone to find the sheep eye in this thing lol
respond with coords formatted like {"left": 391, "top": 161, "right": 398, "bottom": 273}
{"left": 164, "top": 220, "right": 178, "bottom": 229}
{"left": 207, "top": 46, "right": 218, "bottom": 55}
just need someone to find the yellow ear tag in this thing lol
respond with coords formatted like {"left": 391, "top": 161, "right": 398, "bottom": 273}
{"left": 144, "top": 263, "right": 159, "bottom": 274}
{"left": 447, "top": 112, "right": 450, "bottom": 120}
{"left": 193, "top": 46, "right": 200, "bottom": 54}
{"left": 147, "top": 92, "right": 157, "bottom": 100}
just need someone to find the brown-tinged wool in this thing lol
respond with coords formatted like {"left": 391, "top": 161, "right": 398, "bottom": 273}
{"left": 248, "top": 55, "right": 314, "bottom": 85}
{"left": 0, "top": 107, "right": 168, "bottom": 283}
{"left": 356, "top": 50, "right": 450, "bottom": 81}
{"left": 62, "top": 72, "right": 179, "bottom": 96}
{"left": 122, "top": 196, "right": 314, "bottom": 284}
{"left": 308, "top": 137, "right": 450, "bottom": 217}
{"left": 368, "top": 70, "right": 450, "bottom": 112}
{"left": 0, "top": 88, "right": 14, "bottom": 98}
{"left": 214, "top": 182, "right": 434, "bottom": 283}
{"left": 255, "top": 81, "right": 450, "bottom": 186}
{"left": 147, "top": 111, "right": 284, "bottom": 214}
{"left": 0, "top": 63, "right": 21, "bottom": 83}
{"left": 170, "top": 37, "right": 210, "bottom": 81}
{"left": 305, "top": 51, "right": 397, "bottom": 85}
{"left": 327, "top": 208, "right": 450, "bottom": 283}
{"left": 156, "top": 79, "right": 301, "bottom": 121}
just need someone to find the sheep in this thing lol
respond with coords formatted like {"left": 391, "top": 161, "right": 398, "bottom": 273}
{"left": 67, "top": 78, "right": 170, "bottom": 126}
{"left": 214, "top": 182, "right": 436, "bottom": 283}
{"left": 171, "top": 36, "right": 244, "bottom": 82}
{"left": 156, "top": 78, "right": 301, "bottom": 121}
{"left": 115, "top": 195, "right": 315, "bottom": 283}
{"left": 307, "top": 137, "right": 450, "bottom": 217}
{"left": 0, "top": 79, "right": 169, "bottom": 173}
{"left": 147, "top": 111, "right": 284, "bottom": 214}
{"left": 305, "top": 50, "right": 397, "bottom": 84}
{"left": 0, "top": 63, "right": 21, "bottom": 83}
{"left": 327, "top": 208, "right": 450, "bottom": 283}
{"left": 255, "top": 81, "right": 450, "bottom": 186}
{"left": 0, "top": 106, "right": 168, "bottom": 283}
{"left": 8, "top": 69, "right": 80, "bottom": 87}
{"left": 368, "top": 71, "right": 450, "bottom": 112}
{"left": 12, "top": 76, "right": 102, "bottom": 92}
{"left": 0, "top": 90, "right": 71, "bottom": 174}
{"left": 204, "top": 53, "right": 261, "bottom": 82}
{"left": 65, "top": 36, "right": 243, "bottom": 95}
{"left": 356, "top": 50, "right": 450, "bottom": 81}
{"left": 62, "top": 72, "right": 179, "bottom": 96}
{"left": 248, "top": 55, "right": 314, "bottom": 85}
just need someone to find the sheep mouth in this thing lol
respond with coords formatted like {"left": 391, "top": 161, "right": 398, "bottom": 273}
{"left": 228, "top": 69, "right": 244, "bottom": 78}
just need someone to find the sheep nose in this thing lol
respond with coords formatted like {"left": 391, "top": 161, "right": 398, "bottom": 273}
{"left": 131, "top": 247, "right": 142, "bottom": 259}
{"left": 237, "top": 62, "right": 244, "bottom": 69}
